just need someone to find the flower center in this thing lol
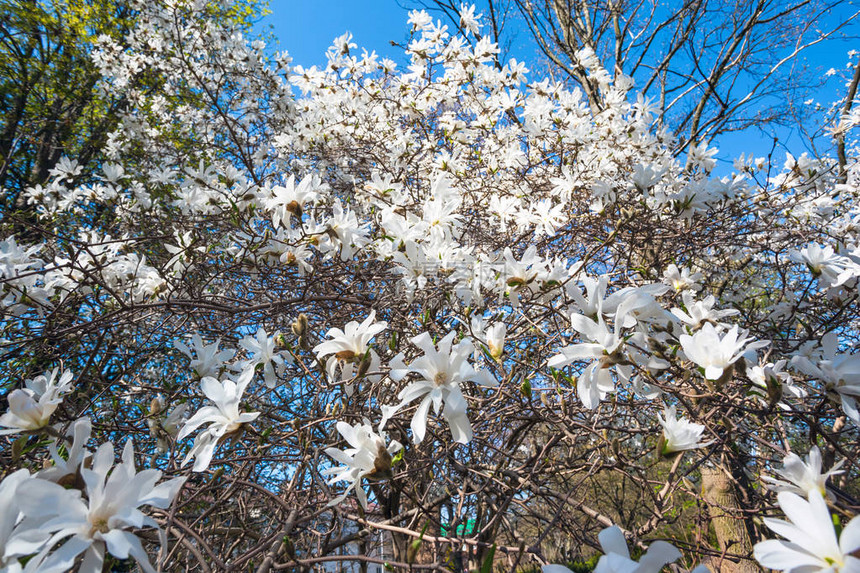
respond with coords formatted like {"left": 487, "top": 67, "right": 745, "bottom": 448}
{"left": 434, "top": 372, "right": 448, "bottom": 386}
{"left": 336, "top": 350, "right": 357, "bottom": 361}
{"left": 90, "top": 517, "right": 110, "bottom": 536}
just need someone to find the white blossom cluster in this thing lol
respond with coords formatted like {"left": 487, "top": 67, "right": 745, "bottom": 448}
{"left": 0, "top": 392, "right": 184, "bottom": 573}
{"left": 1, "top": 1, "right": 859, "bottom": 571}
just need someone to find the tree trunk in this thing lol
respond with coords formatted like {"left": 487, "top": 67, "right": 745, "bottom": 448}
{"left": 701, "top": 466, "right": 758, "bottom": 573}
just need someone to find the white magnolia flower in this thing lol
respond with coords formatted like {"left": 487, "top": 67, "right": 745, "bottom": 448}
{"left": 324, "top": 200, "right": 369, "bottom": 261}
{"left": 547, "top": 293, "right": 650, "bottom": 409}
{"left": 37, "top": 417, "right": 93, "bottom": 484}
{"left": 1, "top": 469, "right": 49, "bottom": 572}
{"left": 657, "top": 405, "right": 713, "bottom": 454}
{"left": 239, "top": 327, "right": 287, "bottom": 388}
{"left": 679, "top": 323, "right": 768, "bottom": 380}
{"left": 548, "top": 314, "right": 627, "bottom": 409}
{"left": 174, "top": 334, "right": 234, "bottom": 379}
{"left": 0, "top": 236, "right": 42, "bottom": 280}
{"left": 687, "top": 141, "right": 718, "bottom": 172}
{"left": 47, "top": 156, "right": 81, "bottom": 181}
{"left": 469, "top": 315, "right": 506, "bottom": 361}
{"left": 382, "top": 331, "right": 497, "bottom": 444}
{"left": 566, "top": 278, "right": 666, "bottom": 328}
{"left": 592, "top": 525, "right": 682, "bottom": 573}
{"left": 484, "top": 321, "right": 506, "bottom": 360}
{"left": 500, "top": 246, "right": 544, "bottom": 307}
{"left": 0, "top": 369, "right": 74, "bottom": 435}
{"left": 164, "top": 230, "right": 203, "bottom": 273}
{"left": 632, "top": 162, "right": 663, "bottom": 190}
{"left": 791, "top": 333, "right": 860, "bottom": 425}
{"left": 529, "top": 198, "right": 565, "bottom": 236}
{"left": 323, "top": 419, "right": 402, "bottom": 509}
{"left": 313, "top": 310, "right": 387, "bottom": 386}
{"left": 762, "top": 447, "right": 844, "bottom": 499}
{"left": 670, "top": 292, "right": 739, "bottom": 329}
{"left": 663, "top": 263, "right": 703, "bottom": 292}
{"left": 16, "top": 440, "right": 185, "bottom": 573}
{"left": 177, "top": 369, "right": 260, "bottom": 471}
{"left": 754, "top": 490, "right": 860, "bottom": 572}
{"left": 147, "top": 396, "right": 188, "bottom": 454}
{"left": 408, "top": 9, "right": 433, "bottom": 31}
{"left": 566, "top": 274, "right": 610, "bottom": 318}
{"left": 542, "top": 525, "right": 708, "bottom": 573}
{"left": 458, "top": 3, "right": 482, "bottom": 35}
{"left": 267, "top": 174, "right": 319, "bottom": 228}
{"left": 790, "top": 243, "right": 856, "bottom": 289}
{"left": 748, "top": 359, "right": 806, "bottom": 408}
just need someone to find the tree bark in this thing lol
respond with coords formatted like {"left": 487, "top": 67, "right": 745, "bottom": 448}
{"left": 701, "top": 466, "right": 758, "bottom": 573}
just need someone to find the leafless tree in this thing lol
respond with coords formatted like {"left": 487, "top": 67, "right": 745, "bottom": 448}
{"left": 419, "top": 0, "right": 860, "bottom": 151}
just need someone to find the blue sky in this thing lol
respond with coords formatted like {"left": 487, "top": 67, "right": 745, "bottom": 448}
{"left": 257, "top": 0, "right": 550, "bottom": 69}
{"left": 259, "top": 0, "right": 408, "bottom": 68}
{"left": 258, "top": 2, "right": 857, "bottom": 171}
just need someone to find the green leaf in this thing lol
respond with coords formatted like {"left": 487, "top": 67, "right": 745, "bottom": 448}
{"left": 407, "top": 523, "right": 428, "bottom": 564}
{"left": 410, "top": 531, "right": 425, "bottom": 551}
{"left": 520, "top": 378, "right": 532, "bottom": 399}
{"left": 11, "top": 435, "right": 27, "bottom": 462}
{"left": 480, "top": 544, "right": 497, "bottom": 573}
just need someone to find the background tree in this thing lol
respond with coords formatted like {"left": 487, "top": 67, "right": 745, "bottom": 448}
{"left": 0, "top": 0, "right": 136, "bottom": 210}
{"left": 0, "top": 0, "right": 268, "bottom": 208}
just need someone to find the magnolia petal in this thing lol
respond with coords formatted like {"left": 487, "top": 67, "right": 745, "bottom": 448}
{"left": 138, "top": 476, "right": 186, "bottom": 509}
{"left": 32, "top": 535, "right": 92, "bottom": 573}
{"left": 199, "top": 376, "right": 227, "bottom": 404}
{"left": 411, "top": 396, "right": 433, "bottom": 444}
{"left": 542, "top": 566, "right": 573, "bottom": 573}
{"left": 578, "top": 362, "right": 601, "bottom": 409}
{"left": 78, "top": 542, "right": 106, "bottom": 573}
{"left": 355, "top": 483, "right": 368, "bottom": 510}
{"left": 777, "top": 491, "right": 839, "bottom": 557}
{"left": 840, "top": 395, "right": 860, "bottom": 424}
{"left": 0, "top": 469, "right": 31, "bottom": 543}
{"left": 5, "top": 527, "right": 51, "bottom": 558}
{"left": 16, "top": 479, "right": 86, "bottom": 521}
{"left": 753, "top": 539, "right": 826, "bottom": 570}
{"left": 638, "top": 540, "right": 681, "bottom": 570}
{"left": 839, "top": 513, "right": 860, "bottom": 555}
{"left": 444, "top": 407, "right": 473, "bottom": 444}
{"left": 597, "top": 526, "right": 630, "bottom": 559}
